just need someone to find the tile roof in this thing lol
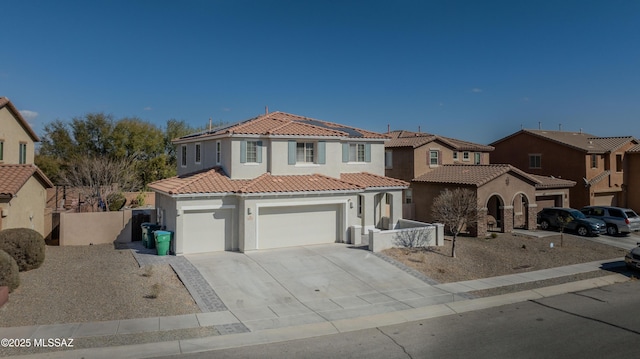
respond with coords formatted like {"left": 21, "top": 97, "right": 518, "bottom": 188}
{"left": 238, "top": 173, "right": 362, "bottom": 193}
{"left": 175, "top": 111, "right": 387, "bottom": 142}
{"left": 413, "top": 164, "right": 539, "bottom": 187}
{"left": 340, "top": 172, "right": 409, "bottom": 188}
{"left": 0, "top": 164, "right": 54, "bottom": 197}
{"left": 386, "top": 130, "right": 493, "bottom": 151}
{"left": 587, "top": 170, "right": 611, "bottom": 187}
{"left": 527, "top": 174, "right": 577, "bottom": 189}
{"left": 491, "top": 129, "right": 637, "bottom": 154}
{"left": 149, "top": 168, "right": 405, "bottom": 195}
{"left": 0, "top": 97, "right": 40, "bottom": 142}
{"left": 627, "top": 144, "right": 640, "bottom": 153}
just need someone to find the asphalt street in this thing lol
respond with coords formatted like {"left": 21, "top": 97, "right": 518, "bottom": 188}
{"left": 153, "top": 280, "right": 640, "bottom": 359}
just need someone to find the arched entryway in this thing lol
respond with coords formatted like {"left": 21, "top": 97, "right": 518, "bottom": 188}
{"left": 486, "top": 194, "right": 505, "bottom": 232}
{"left": 512, "top": 192, "right": 530, "bottom": 229}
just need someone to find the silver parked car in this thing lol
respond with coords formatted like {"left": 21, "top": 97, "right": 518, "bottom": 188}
{"left": 625, "top": 243, "right": 640, "bottom": 270}
{"left": 580, "top": 206, "right": 640, "bottom": 236}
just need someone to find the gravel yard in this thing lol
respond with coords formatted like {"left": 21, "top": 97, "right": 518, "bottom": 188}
{"left": 0, "top": 244, "right": 200, "bottom": 327}
{"left": 383, "top": 232, "right": 628, "bottom": 291}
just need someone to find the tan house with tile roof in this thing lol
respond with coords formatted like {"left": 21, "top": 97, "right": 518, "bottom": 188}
{"left": 149, "top": 112, "right": 408, "bottom": 254}
{"left": 412, "top": 164, "right": 575, "bottom": 236}
{"left": 491, "top": 129, "right": 639, "bottom": 210}
{"left": 0, "top": 97, "right": 54, "bottom": 236}
{"left": 384, "top": 130, "right": 494, "bottom": 219}
{"left": 624, "top": 144, "right": 640, "bottom": 211}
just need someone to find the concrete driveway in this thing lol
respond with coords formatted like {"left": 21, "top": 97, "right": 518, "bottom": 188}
{"left": 186, "top": 244, "right": 457, "bottom": 331}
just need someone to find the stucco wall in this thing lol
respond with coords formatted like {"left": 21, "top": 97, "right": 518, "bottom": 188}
{"left": 385, "top": 147, "right": 415, "bottom": 182}
{"left": 59, "top": 210, "right": 138, "bottom": 245}
{"left": 626, "top": 153, "right": 640, "bottom": 212}
{"left": 0, "top": 107, "right": 36, "bottom": 165}
{"left": 0, "top": 176, "right": 47, "bottom": 236}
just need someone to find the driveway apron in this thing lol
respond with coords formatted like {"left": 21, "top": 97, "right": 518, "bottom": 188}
{"left": 186, "top": 244, "right": 455, "bottom": 331}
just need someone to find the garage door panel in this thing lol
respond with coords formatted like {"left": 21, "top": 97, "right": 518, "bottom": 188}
{"left": 183, "top": 209, "right": 232, "bottom": 254}
{"left": 594, "top": 194, "right": 616, "bottom": 206}
{"left": 258, "top": 204, "right": 340, "bottom": 249}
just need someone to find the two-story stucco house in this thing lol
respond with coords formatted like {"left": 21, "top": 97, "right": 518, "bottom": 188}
{"left": 149, "top": 111, "right": 408, "bottom": 254}
{"left": 0, "top": 97, "right": 54, "bottom": 236}
{"left": 491, "top": 129, "right": 639, "bottom": 209}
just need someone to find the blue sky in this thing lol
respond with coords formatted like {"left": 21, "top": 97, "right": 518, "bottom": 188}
{"left": 2, "top": 0, "right": 639, "bottom": 144}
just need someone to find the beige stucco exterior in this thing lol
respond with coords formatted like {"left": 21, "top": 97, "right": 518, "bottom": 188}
{"left": 0, "top": 176, "right": 48, "bottom": 236}
{"left": 0, "top": 106, "right": 36, "bottom": 165}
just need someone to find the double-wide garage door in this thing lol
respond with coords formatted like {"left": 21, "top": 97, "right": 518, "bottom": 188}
{"left": 182, "top": 209, "right": 232, "bottom": 254}
{"left": 257, "top": 204, "right": 340, "bottom": 249}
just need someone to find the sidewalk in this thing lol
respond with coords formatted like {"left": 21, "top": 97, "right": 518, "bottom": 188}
{"left": 0, "top": 256, "right": 629, "bottom": 358}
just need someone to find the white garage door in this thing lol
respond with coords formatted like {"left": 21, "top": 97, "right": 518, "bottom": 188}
{"left": 182, "top": 209, "right": 232, "bottom": 254}
{"left": 257, "top": 204, "right": 340, "bottom": 249}
{"left": 594, "top": 193, "right": 617, "bottom": 206}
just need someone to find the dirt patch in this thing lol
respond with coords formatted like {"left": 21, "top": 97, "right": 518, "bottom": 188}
{"left": 0, "top": 244, "right": 200, "bottom": 327}
{"left": 382, "top": 233, "right": 627, "bottom": 284}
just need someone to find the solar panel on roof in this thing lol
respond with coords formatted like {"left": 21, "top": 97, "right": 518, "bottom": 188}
{"left": 303, "top": 119, "right": 363, "bottom": 137}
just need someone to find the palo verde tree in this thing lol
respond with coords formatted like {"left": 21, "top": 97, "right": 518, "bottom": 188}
{"left": 431, "top": 188, "right": 480, "bottom": 258}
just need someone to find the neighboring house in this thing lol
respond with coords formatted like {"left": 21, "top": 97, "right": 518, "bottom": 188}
{"left": 384, "top": 130, "right": 494, "bottom": 218}
{"left": 625, "top": 144, "right": 640, "bottom": 211}
{"left": 490, "top": 129, "right": 639, "bottom": 209}
{"left": 412, "top": 164, "right": 575, "bottom": 236}
{"left": 0, "top": 97, "right": 54, "bottom": 235}
{"left": 149, "top": 111, "right": 408, "bottom": 254}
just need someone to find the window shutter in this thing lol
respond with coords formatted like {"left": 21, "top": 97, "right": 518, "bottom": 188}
{"left": 438, "top": 150, "right": 442, "bottom": 165}
{"left": 288, "top": 140, "right": 296, "bottom": 165}
{"left": 240, "top": 140, "right": 247, "bottom": 163}
{"left": 256, "top": 141, "right": 263, "bottom": 163}
{"left": 317, "top": 141, "right": 326, "bottom": 164}
{"left": 364, "top": 143, "right": 371, "bottom": 162}
{"left": 342, "top": 143, "right": 349, "bottom": 162}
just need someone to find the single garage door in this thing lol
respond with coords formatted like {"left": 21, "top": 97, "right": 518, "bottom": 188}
{"left": 594, "top": 193, "right": 617, "bottom": 206}
{"left": 257, "top": 204, "right": 340, "bottom": 249}
{"left": 182, "top": 209, "right": 233, "bottom": 254}
{"left": 536, "top": 195, "right": 560, "bottom": 209}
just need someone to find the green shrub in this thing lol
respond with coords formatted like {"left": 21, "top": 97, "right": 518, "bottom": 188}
{"left": 0, "top": 228, "right": 46, "bottom": 271}
{"left": 0, "top": 249, "right": 20, "bottom": 292}
{"left": 107, "top": 192, "right": 126, "bottom": 211}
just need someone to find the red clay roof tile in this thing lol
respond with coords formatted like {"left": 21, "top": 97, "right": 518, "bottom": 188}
{"left": 0, "top": 164, "right": 53, "bottom": 196}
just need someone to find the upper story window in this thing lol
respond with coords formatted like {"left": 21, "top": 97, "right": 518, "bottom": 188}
{"left": 342, "top": 142, "right": 370, "bottom": 163}
{"left": 350, "top": 143, "right": 366, "bottom": 162}
{"left": 429, "top": 150, "right": 439, "bottom": 166}
{"left": 181, "top": 145, "right": 187, "bottom": 167}
{"left": 289, "top": 141, "right": 326, "bottom": 165}
{"left": 0, "top": 140, "right": 4, "bottom": 161}
{"left": 616, "top": 154, "right": 623, "bottom": 172}
{"left": 19, "top": 142, "right": 27, "bottom": 164}
{"left": 474, "top": 152, "right": 481, "bottom": 165}
{"left": 590, "top": 154, "right": 598, "bottom": 169}
{"left": 404, "top": 188, "right": 413, "bottom": 204}
{"left": 296, "top": 142, "right": 315, "bottom": 163}
{"left": 195, "top": 143, "right": 201, "bottom": 164}
{"left": 241, "top": 140, "right": 262, "bottom": 163}
{"left": 453, "top": 152, "right": 458, "bottom": 160}
{"left": 529, "top": 154, "right": 541, "bottom": 169}
{"left": 463, "top": 151, "right": 470, "bottom": 161}
{"left": 385, "top": 150, "right": 393, "bottom": 169}
{"left": 216, "top": 141, "right": 221, "bottom": 165}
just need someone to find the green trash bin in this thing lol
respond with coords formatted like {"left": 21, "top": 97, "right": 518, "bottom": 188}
{"left": 154, "top": 230, "right": 172, "bottom": 256}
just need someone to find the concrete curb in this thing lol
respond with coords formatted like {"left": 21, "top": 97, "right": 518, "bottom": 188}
{"left": 11, "top": 273, "right": 630, "bottom": 359}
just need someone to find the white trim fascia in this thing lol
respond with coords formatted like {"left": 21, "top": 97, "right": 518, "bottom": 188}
{"left": 173, "top": 132, "right": 232, "bottom": 144}
{"left": 180, "top": 204, "right": 236, "bottom": 211}
{"left": 361, "top": 186, "right": 408, "bottom": 191}
{"left": 172, "top": 192, "right": 233, "bottom": 199}
{"left": 237, "top": 189, "right": 362, "bottom": 198}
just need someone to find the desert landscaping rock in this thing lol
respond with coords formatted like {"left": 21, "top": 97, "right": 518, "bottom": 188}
{"left": 0, "top": 244, "right": 200, "bottom": 327}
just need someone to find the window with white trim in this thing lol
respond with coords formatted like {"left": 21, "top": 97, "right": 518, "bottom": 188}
{"left": 474, "top": 152, "right": 481, "bottom": 164}
{"left": 463, "top": 151, "right": 470, "bottom": 161}
{"left": 195, "top": 143, "right": 201, "bottom": 164}
{"left": 357, "top": 195, "right": 363, "bottom": 218}
{"left": 590, "top": 154, "right": 598, "bottom": 169}
{"left": 404, "top": 189, "right": 413, "bottom": 204}
{"left": 453, "top": 151, "right": 458, "bottom": 160}
{"left": 0, "top": 140, "right": 4, "bottom": 161}
{"left": 19, "top": 143, "right": 27, "bottom": 164}
{"left": 181, "top": 145, "right": 187, "bottom": 167}
{"left": 246, "top": 141, "right": 258, "bottom": 163}
{"left": 296, "top": 142, "right": 315, "bottom": 163}
{"left": 429, "top": 150, "right": 439, "bottom": 166}
{"left": 349, "top": 143, "right": 366, "bottom": 162}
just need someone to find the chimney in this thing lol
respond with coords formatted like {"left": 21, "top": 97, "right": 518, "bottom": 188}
{"left": 265, "top": 106, "right": 269, "bottom": 115}
{"left": 387, "top": 124, "right": 390, "bottom": 134}
{"left": 209, "top": 117, "right": 212, "bottom": 131}
{"left": 538, "top": 121, "right": 541, "bottom": 129}
{"left": 418, "top": 125, "right": 421, "bottom": 133}
{"left": 559, "top": 123, "right": 562, "bottom": 131}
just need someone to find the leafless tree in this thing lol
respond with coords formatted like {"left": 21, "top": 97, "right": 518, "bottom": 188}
{"left": 393, "top": 228, "right": 433, "bottom": 249}
{"left": 60, "top": 156, "right": 141, "bottom": 211}
{"left": 431, "top": 188, "right": 480, "bottom": 258}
